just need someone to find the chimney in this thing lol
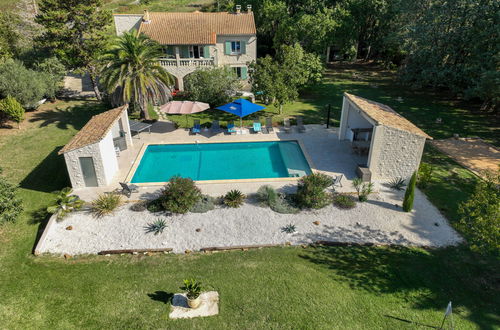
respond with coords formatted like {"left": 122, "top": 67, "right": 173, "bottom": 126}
{"left": 247, "top": 4, "right": 252, "bottom": 13}
{"left": 143, "top": 9, "right": 151, "bottom": 23}
{"left": 235, "top": 5, "right": 241, "bottom": 14}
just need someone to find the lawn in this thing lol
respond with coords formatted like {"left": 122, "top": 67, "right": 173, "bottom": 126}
{"left": 0, "top": 66, "right": 498, "bottom": 328}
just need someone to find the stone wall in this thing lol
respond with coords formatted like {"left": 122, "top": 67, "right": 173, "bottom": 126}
{"left": 369, "top": 126, "right": 426, "bottom": 181}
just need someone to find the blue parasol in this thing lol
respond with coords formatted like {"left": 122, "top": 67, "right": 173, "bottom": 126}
{"left": 216, "top": 98, "right": 266, "bottom": 132}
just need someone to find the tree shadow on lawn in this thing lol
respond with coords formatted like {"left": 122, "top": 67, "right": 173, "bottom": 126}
{"left": 29, "top": 101, "right": 107, "bottom": 131}
{"left": 300, "top": 245, "right": 500, "bottom": 329}
{"left": 148, "top": 291, "right": 174, "bottom": 305}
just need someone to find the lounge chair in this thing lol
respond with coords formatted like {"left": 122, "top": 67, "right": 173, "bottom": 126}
{"left": 252, "top": 119, "right": 262, "bottom": 134}
{"left": 211, "top": 120, "right": 222, "bottom": 135}
{"left": 119, "top": 182, "right": 139, "bottom": 198}
{"left": 332, "top": 174, "right": 343, "bottom": 188}
{"left": 191, "top": 119, "right": 201, "bottom": 135}
{"left": 264, "top": 117, "right": 274, "bottom": 134}
{"left": 227, "top": 122, "right": 237, "bottom": 135}
{"left": 283, "top": 118, "right": 292, "bottom": 133}
{"left": 296, "top": 116, "right": 306, "bottom": 133}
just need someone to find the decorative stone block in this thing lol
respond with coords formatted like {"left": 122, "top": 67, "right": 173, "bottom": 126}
{"left": 169, "top": 291, "right": 219, "bottom": 319}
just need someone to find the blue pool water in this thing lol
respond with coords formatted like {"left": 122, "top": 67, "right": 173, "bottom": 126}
{"left": 131, "top": 141, "right": 312, "bottom": 183}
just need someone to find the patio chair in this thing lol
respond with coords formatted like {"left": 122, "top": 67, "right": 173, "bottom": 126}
{"left": 227, "top": 122, "right": 237, "bottom": 135}
{"left": 265, "top": 117, "right": 274, "bottom": 134}
{"left": 283, "top": 118, "right": 292, "bottom": 133}
{"left": 119, "top": 182, "right": 139, "bottom": 198}
{"left": 296, "top": 115, "right": 306, "bottom": 133}
{"left": 191, "top": 119, "right": 201, "bottom": 135}
{"left": 252, "top": 119, "right": 262, "bottom": 134}
{"left": 211, "top": 120, "right": 222, "bottom": 135}
{"left": 332, "top": 174, "right": 343, "bottom": 188}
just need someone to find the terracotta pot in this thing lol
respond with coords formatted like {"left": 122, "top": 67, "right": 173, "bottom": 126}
{"left": 187, "top": 296, "right": 201, "bottom": 309}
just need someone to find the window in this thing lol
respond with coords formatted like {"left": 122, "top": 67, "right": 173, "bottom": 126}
{"left": 233, "top": 67, "right": 242, "bottom": 78}
{"left": 162, "top": 46, "right": 175, "bottom": 59}
{"left": 231, "top": 41, "right": 241, "bottom": 54}
{"left": 233, "top": 66, "right": 248, "bottom": 80}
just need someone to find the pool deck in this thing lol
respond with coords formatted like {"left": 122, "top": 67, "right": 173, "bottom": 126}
{"left": 73, "top": 122, "right": 368, "bottom": 201}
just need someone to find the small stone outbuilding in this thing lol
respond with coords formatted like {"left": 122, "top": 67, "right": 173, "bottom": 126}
{"left": 339, "top": 93, "right": 432, "bottom": 181}
{"left": 59, "top": 105, "right": 133, "bottom": 188}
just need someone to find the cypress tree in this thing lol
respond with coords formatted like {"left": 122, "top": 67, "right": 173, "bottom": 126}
{"left": 403, "top": 171, "right": 417, "bottom": 212}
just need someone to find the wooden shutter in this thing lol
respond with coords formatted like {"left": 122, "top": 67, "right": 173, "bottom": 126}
{"left": 203, "top": 46, "right": 210, "bottom": 58}
{"left": 241, "top": 66, "right": 248, "bottom": 79}
{"left": 240, "top": 41, "right": 246, "bottom": 54}
{"left": 224, "top": 41, "right": 231, "bottom": 55}
{"left": 180, "top": 46, "right": 190, "bottom": 58}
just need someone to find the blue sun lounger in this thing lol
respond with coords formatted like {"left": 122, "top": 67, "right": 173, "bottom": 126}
{"left": 227, "top": 122, "right": 237, "bottom": 135}
{"left": 253, "top": 119, "right": 262, "bottom": 133}
{"left": 191, "top": 119, "right": 201, "bottom": 135}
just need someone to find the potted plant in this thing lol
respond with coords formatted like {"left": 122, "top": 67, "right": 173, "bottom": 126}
{"left": 180, "top": 279, "right": 203, "bottom": 309}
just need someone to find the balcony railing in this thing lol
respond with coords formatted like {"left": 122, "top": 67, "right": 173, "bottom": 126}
{"left": 159, "top": 57, "right": 215, "bottom": 67}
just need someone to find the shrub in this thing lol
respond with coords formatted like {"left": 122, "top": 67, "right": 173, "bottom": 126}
{"left": 91, "top": 193, "right": 122, "bottom": 217}
{"left": 257, "top": 185, "right": 279, "bottom": 205}
{"left": 46, "top": 187, "right": 84, "bottom": 220}
{"left": 403, "top": 172, "right": 417, "bottom": 212}
{"left": 223, "top": 190, "right": 245, "bottom": 208}
{"left": 144, "top": 218, "right": 167, "bottom": 235}
{"left": 417, "top": 162, "right": 433, "bottom": 188}
{"left": 184, "top": 67, "right": 241, "bottom": 107}
{"left": 332, "top": 194, "right": 356, "bottom": 209}
{"left": 0, "top": 95, "right": 24, "bottom": 126}
{"left": 130, "top": 201, "right": 147, "bottom": 212}
{"left": 352, "top": 178, "right": 374, "bottom": 202}
{"left": 146, "top": 198, "right": 164, "bottom": 213}
{"left": 457, "top": 169, "right": 499, "bottom": 255}
{"left": 160, "top": 176, "right": 201, "bottom": 214}
{"left": 270, "top": 194, "right": 300, "bottom": 214}
{"left": 295, "top": 173, "right": 332, "bottom": 209}
{"left": 388, "top": 177, "right": 406, "bottom": 191}
{"left": 190, "top": 195, "right": 215, "bottom": 213}
{"left": 0, "top": 168, "right": 23, "bottom": 223}
{"left": 180, "top": 279, "right": 203, "bottom": 300}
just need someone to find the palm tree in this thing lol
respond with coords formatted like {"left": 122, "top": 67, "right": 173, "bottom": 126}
{"left": 101, "top": 30, "right": 174, "bottom": 119}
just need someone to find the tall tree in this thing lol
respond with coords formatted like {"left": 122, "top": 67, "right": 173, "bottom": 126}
{"left": 100, "top": 31, "right": 174, "bottom": 120}
{"left": 35, "top": 0, "right": 111, "bottom": 100}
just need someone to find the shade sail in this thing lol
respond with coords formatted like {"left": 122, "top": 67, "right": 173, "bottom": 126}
{"left": 216, "top": 98, "right": 265, "bottom": 118}
{"left": 159, "top": 101, "right": 210, "bottom": 114}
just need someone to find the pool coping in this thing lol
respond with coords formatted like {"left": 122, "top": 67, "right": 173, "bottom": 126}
{"left": 124, "top": 139, "right": 317, "bottom": 186}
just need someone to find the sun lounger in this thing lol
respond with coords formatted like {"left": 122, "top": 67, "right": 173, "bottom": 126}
{"left": 191, "top": 119, "right": 201, "bottom": 135}
{"left": 264, "top": 117, "right": 274, "bottom": 134}
{"left": 252, "top": 119, "right": 262, "bottom": 134}
{"left": 227, "top": 122, "right": 237, "bottom": 135}
{"left": 128, "top": 120, "right": 152, "bottom": 139}
{"left": 283, "top": 118, "right": 291, "bottom": 133}
{"left": 211, "top": 120, "right": 222, "bottom": 135}
{"left": 296, "top": 116, "right": 306, "bottom": 133}
{"left": 119, "top": 182, "right": 139, "bottom": 198}
{"left": 332, "top": 174, "right": 343, "bottom": 188}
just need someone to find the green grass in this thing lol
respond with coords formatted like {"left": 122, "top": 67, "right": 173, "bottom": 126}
{"left": 103, "top": 0, "right": 215, "bottom": 14}
{"left": 0, "top": 66, "right": 499, "bottom": 328}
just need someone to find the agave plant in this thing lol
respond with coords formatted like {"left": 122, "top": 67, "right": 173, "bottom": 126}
{"left": 281, "top": 224, "right": 297, "bottom": 234}
{"left": 144, "top": 218, "right": 167, "bottom": 235}
{"left": 388, "top": 177, "right": 406, "bottom": 191}
{"left": 47, "top": 187, "right": 84, "bottom": 219}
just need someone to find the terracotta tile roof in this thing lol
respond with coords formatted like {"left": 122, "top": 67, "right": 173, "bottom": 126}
{"left": 59, "top": 105, "right": 128, "bottom": 154}
{"left": 344, "top": 93, "right": 432, "bottom": 139}
{"left": 138, "top": 12, "right": 256, "bottom": 45}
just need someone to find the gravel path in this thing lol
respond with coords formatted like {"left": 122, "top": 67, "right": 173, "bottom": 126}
{"left": 39, "top": 187, "right": 462, "bottom": 255}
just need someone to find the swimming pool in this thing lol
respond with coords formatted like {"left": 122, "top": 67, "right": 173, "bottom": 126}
{"left": 130, "top": 141, "right": 312, "bottom": 183}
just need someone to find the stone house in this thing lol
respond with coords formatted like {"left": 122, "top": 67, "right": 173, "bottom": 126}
{"left": 113, "top": 6, "right": 257, "bottom": 91}
{"left": 339, "top": 93, "right": 432, "bottom": 181}
{"left": 59, "top": 105, "right": 132, "bottom": 188}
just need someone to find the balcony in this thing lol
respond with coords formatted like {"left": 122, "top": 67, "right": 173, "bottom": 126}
{"left": 159, "top": 57, "right": 215, "bottom": 68}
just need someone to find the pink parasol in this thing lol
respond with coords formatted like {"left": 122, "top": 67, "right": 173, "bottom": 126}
{"left": 159, "top": 101, "right": 210, "bottom": 114}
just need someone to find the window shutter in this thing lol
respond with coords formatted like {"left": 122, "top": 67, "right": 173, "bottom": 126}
{"left": 240, "top": 41, "right": 246, "bottom": 54}
{"left": 224, "top": 41, "right": 231, "bottom": 55}
{"left": 181, "top": 46, "right": 189, "bottom": 58}
{"left": 241, "top": 66, "right": 248, "bottom": 79}
{"left": 203, "top": 46, "right": 210, "bottom": 58}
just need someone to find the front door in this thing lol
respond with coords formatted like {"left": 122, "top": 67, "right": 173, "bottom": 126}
{"left": 79, "top": 157, "right": 98, "bottom": 187}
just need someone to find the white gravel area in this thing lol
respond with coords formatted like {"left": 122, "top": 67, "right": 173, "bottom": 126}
{"left": 39, "top": 187, "right": 462, "bottom": 255}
